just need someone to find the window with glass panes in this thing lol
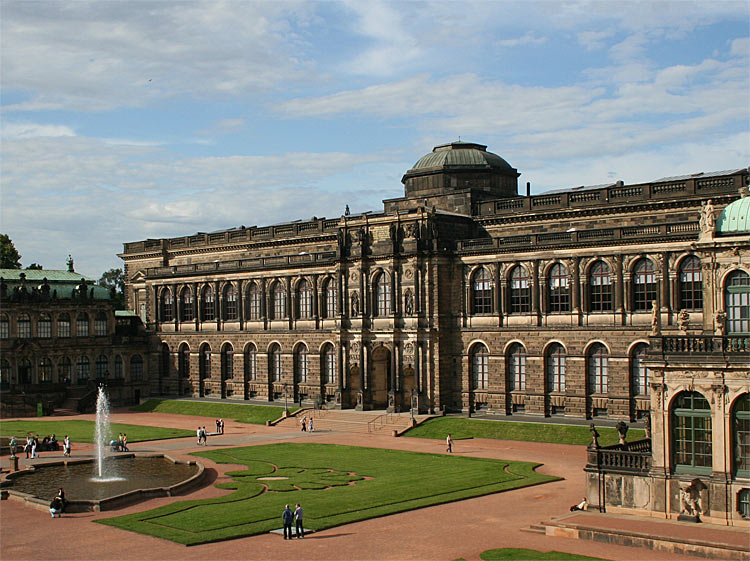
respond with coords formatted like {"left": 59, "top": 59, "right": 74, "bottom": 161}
{"left": 546, "top": 344, "right": 566, "bottom": 392}
{"left": 270, "top": 345, "right": 282, "bottom": 382}
{"left": 94, "top": 313, "right": 107, "bottom": 336}
{"left": 325, "top": 279, "right": 337, "bottom": 318}
{"left": 202, "top": 287, "right": 215, "bottom": 321}
{"left": 161, "top": 289, "right": 173, "bottom": 322}
{"left": 633, "top": 259, "right": 657, "bottom": 311}
{"left": 726, "top": 270, "right": 750, "bottom": 334}
{"left": 130, "top": 355, "right": 144, "bottom": 381}
{"left": 59, "top": 357, "right": 72, "bottom": 382}
{"left": 472, "top": 268, "right": 493, "bottom": 314}
{"left": 272, "top": 283, "right": 286, "bottom": 319}
{"left": 245, "top": 345, "right": 257, "bottom": 381}
{"left": 471, "top": 344, "right": 489, "bottom": 390}
{"left": 181, "top": 288, "right": 194, "bottom": 321}
{"left": 38, "top": 314, "right": 51, "bottom": 338}
{"left": 247, "top": 284, "right": 261, "bottom": 320}
{"left": 739, "top": 489, "right": 750, "bottom": 519}
{"left": 224, "top": 285, "right": 238, "bottom": 320}
{"left": 296, "top": 346, "right": 308, "bottom": 383}
{"left": 19, "top": 359, "right": 31, "bottom": 383}
{"left": 507, "top": 344, "right": 526, "bottom": 391}
{"left": 76, "top": 313, "right": 89, "bottom": 337}
{"left": 76, "top": 356, "right": 90, "bottom": 383}
{"left": 376, "top": 273, "right": 392, "bottom": 316}
{"left": 222, "top": 345, "right": 234, "bottom": 379}
{"left": 200, "top": 347, "right": 211, "bottom": 379}
{"left": 673, "top": 392, "right": 712, "bottom": 474}
{"left": 679, "top": 256, "right": 703, "bottom": 311}
{"left": 17, "top": 314, "right": 31, "bottom": 338}
{"left": 587, "top": 344, "right": 608, "bottom": 394}
{"left": 324, "top": 344, "right": 336, "bottom": 384}
{"left": 631, "top": 343, "right": 650, "bottom": 396}
{"left": 0, "top": 315, "right": 8, "bottom": 339}
{"left": 178, "top": 345, "right": 189, "bottom": 378}
{"left": 733, "top": 394, "right": 750, "bottom": 478}
{"left": 96, "top": 355, "right": 108, "bottom": 379}
{"left": 510, "top": 266, "right": 530, "bottom": 313}
{"left": 589, "top": 261, "right": 612, "bottom": 312}
{"left": 114, "top": 355, "right": 123, "bottom": 378}
{"left": 297, "top": 280, "right": 312, "bottom": 318}
{"left": 548, "top": 264, "right": 570, "bottom": 312}
{"left": 39, "top": 358, "right": 52, "bottom": 383}
{"left": 1, "top": 359, "right": 10, "bottom": 384}
{"left": 58, "top": 314, "right": 71, "bottom": 337}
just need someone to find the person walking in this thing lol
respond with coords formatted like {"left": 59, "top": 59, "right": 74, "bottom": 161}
{"left": 201, "top": 426, "right": 208, "bottom": 444}
{"left": 446, "top": 433, "right": 453, "bottom": 453}
{"left": 219, "top": 418, "right": 224, "bottom": 434}
{"left": 63, "top": 435, "right": 71, "bottom": 457}
{"left": 294, "top": 503, "right": 304, "bottom": 538}
{"left": 300, "top": 417, "right": 307, "bottom": 432}
{"left": 196, "top": 426, "right": 202, "bottom": 445}
{"left": 308, "top": 418, "right": 314, "bottom": 432}
{"left": 282, "top": 504, "right": 294, "bottom": 540}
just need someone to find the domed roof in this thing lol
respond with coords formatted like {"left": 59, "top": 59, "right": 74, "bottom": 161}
{"left": 404, "top": 141, "right": 516, "bottom": 177}
{"left": 717, "top": 194, "right": 750, "bottom": 234}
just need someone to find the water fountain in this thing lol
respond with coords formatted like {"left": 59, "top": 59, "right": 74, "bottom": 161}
{"left": 93, "top": 385, "right": 121, "bottom": 481}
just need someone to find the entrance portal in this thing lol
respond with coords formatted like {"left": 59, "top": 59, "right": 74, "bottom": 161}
{"left": 370, "top": 346, "right": 390, "bottom": 409}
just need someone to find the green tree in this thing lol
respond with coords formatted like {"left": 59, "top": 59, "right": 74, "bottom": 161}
{"left": 99, "top": 268, "right": 125, "bottom": 309}
{"left": 25, "top": 263, "right": 43, "bottom": 270}
{"left": 0, "top": 234, "right": 22, "bottom": 269}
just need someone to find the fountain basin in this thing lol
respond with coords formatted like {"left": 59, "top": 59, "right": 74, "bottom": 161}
{"left": 1, "top": 454, "right": 204, "bottom": 512}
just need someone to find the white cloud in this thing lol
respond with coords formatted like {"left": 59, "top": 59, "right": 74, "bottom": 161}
{"left": 496, "top": 33, "right": 547, "bottom": 48}
{"left": 1, "top": 122, "right": 77, "bottom": 139}
{"left": 577, "top": 30, "right": 615, "bottom": 51}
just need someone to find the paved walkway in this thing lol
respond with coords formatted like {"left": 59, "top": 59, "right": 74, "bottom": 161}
{"left": 0, "top": 410, "right": 728, "bottom": 561}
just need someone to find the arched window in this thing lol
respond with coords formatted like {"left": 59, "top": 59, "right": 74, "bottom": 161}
{"left": 202, "top": 286, "right": 215, "bottom": 321}
{"left": 76, "top": 312, "right": 89, "bottom": 337}
{"left": 507, "top": 343, "right": 526, "bottom": 392}
{"left": 76, "top": 355, "right": 90, "bottom": 383}
{"left": 472, "top": 267, "right": 493, "bottom": 314}
{"left": 96, "top": 354, "right": 108, "bottom": 379}
{"left": 587, "top": 343, "right": 608, "bottom": 394}
{"left": 17, "top": 314, "right": 31, "bottom": 338}
{"left": 589, "top": 261, "right": 612, "bottom": 312}
{"left": 679, "top": 256, "right": 703, "bottom": 311}
{"left": 0, "top": 314, "right": 8, "bottom": 339}
{"left": 59, "top": 357, "right": 72, "bottom": 383}
{"left": 130, "top": 355, "right": 144, "bottom": 381}
{"left": 546, "top": 343, "right": 566, "bottom": 392}
{"left": 269, "top": 344, "right": 282, "bottom": 382}
{"left": 19, "top": 359, "right": 31, "bottom": 384}
{"left": 199, "top": 345, "right": 211, "bottom": 379}
{"left": 633, "top": 258, "right": 657, "bottom": 311}
{"left": 375, "top": 272, "right": 392, "bottom": 316}
{"left": 726, "top": 270, "right": 750, "bottom": 334}
{"left": 247, "top": 283, "right": 261, "bottom": 320}
{"left": 160, "top": 289, "right": 173, "bottom": 322}
{"left": 1, "top": 359, "right": 10, "bottom": 385}
{"left": 272, "top": 282, "right": 286, "bottom": 320}
{"left": 224, "top": 284, "right": 238, "bottom": 321}
{"left": 180, "top": 287, "right": 194, "bottom": 322}
{"left": 94, "top": 312, "right": 108, "bottom": 336}
{"left": 548, "top": 263, "right": 570, "bottom": 313}
{"left": 244, "top": 344, "right": 257, "bottom": 381}
{"left": 114, "top": 355, "right": 123, "bottom": 379}
{"left": 58, "top": 313, "right": 71, "bottom": 338}
{"left": 631, "top": 343, "right": 650, "bottom": 396}
{"left": 510, "top": 266, "right": 531, "bottom": 314}
{"left": 733, "top": 394, "right": 749, "bottom": 478}
{"left": 39, "top": 357, "right": 52, "bottom": 383}
{"left": 222, "top": 343, "right": 234, "bottom": 380}
{"left": 178, "top": 344, "right": 190, "bottom": 378}
{"left": 323, "top": 343, "right": 336, "bottom": 385}
{"left": 470, "top": 344, "right": 489, "bottom": 390}
{"left": 324, "top": 278, "right": 337, "bottom": 318}
{"left": 673, "top": 391, "right": 712, "bottom": 474}
{"left": 38, "top": 313, "right": 51, "bottom": 338}
{"left": 160, "top": 343, "right": 170, "bottom": 378}
{"left": 295, "top": 344, "right": 308, "bottom": 383}
{"left": 297, "top": 280, "right": 313, "bottom": 319}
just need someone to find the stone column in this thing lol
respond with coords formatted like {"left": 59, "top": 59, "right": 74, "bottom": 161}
{"left": 237, "top": 280, "right": 244, "bottom": 329}
{"left": 532, "top": 261, "right": 541, "bottom": 324}
{"left": 415, "top": 342, "right": 421, "bottom": 393}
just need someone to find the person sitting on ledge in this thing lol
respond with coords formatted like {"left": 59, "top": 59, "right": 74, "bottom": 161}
{"left": 570, "top": 497, "right": 588, "bottom": 512}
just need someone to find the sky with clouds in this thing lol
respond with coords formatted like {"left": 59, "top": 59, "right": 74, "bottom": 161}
{"left": 1, "top": 1, "right": 748, "bottom": 277}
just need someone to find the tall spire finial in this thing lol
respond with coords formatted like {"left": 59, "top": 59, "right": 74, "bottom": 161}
{"left": 66, "top": 254, "right": 74, "bottom": 272}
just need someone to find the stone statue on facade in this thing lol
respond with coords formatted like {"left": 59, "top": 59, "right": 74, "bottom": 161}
{"left": 404, "top": 290, "right": 414, "bottom": 315}
{"left": 715, "top": 310, "right": 727, "bottom": 336}
{"left": 351, "top": 291, "right": 360, "bottom": 317}
{"left": 644, "top": 413, "right": 651, "bottom": 439}
{"left": 679, "top": 478, "right": 707, "bottom": 522}
{"left": 677, "top": 309, "right": 690, "bottom": 333}
{"left": 699, "top": 199, "right": 715, "bottom": 234}
{"left": 650, "top": 300, "right": 660, "bottom": 335}
{"left": 588, "top": 423, "right": 600, "bottom": 449}
{"left": 616, "top": 421, "right": 628, "bottom": 445}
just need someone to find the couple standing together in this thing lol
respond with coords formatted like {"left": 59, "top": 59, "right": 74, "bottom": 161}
{"left": 282, "top": 503, "right": 304, "bottom": 539}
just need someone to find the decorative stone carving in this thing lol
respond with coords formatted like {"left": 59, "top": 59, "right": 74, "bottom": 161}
{"left": 351, "top": 291, "right": 360, "bottom": 317}
{"left": 616, "top": 421, "right": 628, "bottom": 445}
{"left": 588, "top": 424, "right": 600, "bottom": 449}
{"left": 403, "top": 342, "right": 414, "bottom": 359}
{"left": 650, "top": 301, "right": 661, "bottom": 335}
{"left": 699, "top": 199, "right": 715, "bottom": 234}
{"left": 404, "top": 290, "right": 414, "bottom": 315}
{"left": 715, "top": 311, "right": 726, "bottom": 335}
{"left": 350, "top": 270, "right": 358, "bottom": 281}
{"left": 404, "top": 268, "right": 414, "bottom": 280}
{"left": 677, "top": 309, "right": 690, "bottom": 333}
{"left": 678, "top": 479, "right": 706, "bottom": 522}
{"left": 350, "top": 341, "right": 359, "bottom": 355}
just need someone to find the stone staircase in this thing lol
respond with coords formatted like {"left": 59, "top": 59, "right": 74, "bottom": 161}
{"left": 275, "top": 409, "right": 432, "bottom": 435}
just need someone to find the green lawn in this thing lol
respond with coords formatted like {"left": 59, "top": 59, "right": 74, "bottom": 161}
{"left": 0, "top": 419, "right": 193, "bottom": 443}
{"left": 97, "top": 442, "right": 559, "bottom": 545}
{"left": 405, "top": 417, "right": 645, "bottom": 447}
{"left": 479, "top": 549, "right": 609, "bottom": 561}
{"left": 131, "top": 399, "right": 295, "bottom": 425}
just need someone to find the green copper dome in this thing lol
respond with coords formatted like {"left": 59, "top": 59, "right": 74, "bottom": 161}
{"left": 407, "top": 141, "right": 515, "bottom": 174}
{"left": 717, "top": 196, "right": 750, "bottom": 234}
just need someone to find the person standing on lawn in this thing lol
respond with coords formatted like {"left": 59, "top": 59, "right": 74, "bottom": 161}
{"left": 294, "top": 503, "right": 304, "bottom": 538}
{"left": 446, "top": 434, "right": 453, "bottom": 453}
{"left": 282, "top": 504, "right": 294, "bottom": 540}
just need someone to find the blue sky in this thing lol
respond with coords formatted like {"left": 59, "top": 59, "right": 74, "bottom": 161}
{"left": 1, "top": 1, "right": 748, "bottom": 277}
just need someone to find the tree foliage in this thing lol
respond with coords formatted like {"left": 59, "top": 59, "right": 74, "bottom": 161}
{"left": 0, "top": 234, "right": 22, "bottom": 269}
{"left": 99, "top": 268, "right": 125, "bottom": 309}
{"left": 25, "top": 263, "right": 43, "bottom": 270}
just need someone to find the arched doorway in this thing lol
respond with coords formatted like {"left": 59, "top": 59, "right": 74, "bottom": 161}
{"left": 199, "top": 344, "right": 211, "bottom": 397}
{"left": 370, "top": 346, "right": 390, "bottom": 409}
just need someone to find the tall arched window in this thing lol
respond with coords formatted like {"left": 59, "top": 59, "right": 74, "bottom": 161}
{"left": 323, "top": 343, "right": 336, "bottom": 385}
{"left": 247, "top": 283, "right": 261, "bottom": 320}
{"left": 673, "top": 391, "right": 712, "bottom": 474}
{"left": 178, "top": 344, "right": 190, "bottom": 378}
{"left": 130, "top": 355, "right": 144, "bottom": 381}
{"left": 39, "top": 357, "right": 52, "bottom": 383}
{"left": 96, "top": 354, "right": 108, "bottom": 379}
{"left": 180, "top": 287, "right": 194, "bottom": 322}
{"left": 114, "top": 355, "right": 123, "bottom": 379}
{"left": 1, "top": 359, "right": 11, "bottom": 385}
{"left": 507, "top": 343, "right": 526, "bottom": 392}
{"left": 199, "top": 345, "right": 211, "bottom": 379}
{"left": 733, "top": 394, "right": 750, "bottom": 478}
{"left": 546, "top": 343, "right": 566, "bottom": 392}
{"left": 59, "top": 357, "right": 72, "bottom": 383}
{"left": 38, "top": 313, "right": 52, "bottom": 338}
{"left": 472, "top": 267, "right": 493, "bottom": 314}
{"left": 587, "top": 343, "right": 608, "bottom": 394}
{"left": 297, "top": 280, "right": 313, "bottom": 319}
{"left": 202, "top": 286, "right": 215, "bottom": 321}
{"left": 725, "top": 270, "right": 750, "bottom": 334}
{"left": 548, "top": 263, "right": 570, "bottom": 313}
{"left": 375, "top": 272, "right": 392, "bottom": 316}
{"left": 17, "top": 314, "right": 31, "bottom": 338}
{"left": 679, "top": 256, "right": 703, "bottom": 311}
{"left": 221, "top": 343, "right": 234, "bottom": 380}
{"left": 160, "top": 289, "right": 173, "bottom": 322}
{"left": 0, "top": 314, "right": 8, "bottom": 339}
{"left": 244, "top": 343, "right": 257, "bottom": 381}
{"left": 224, "top": 284, "right": 238, "bottom": 321}
{"left": 76, "top": 313, "right": 89, "bottom": 337}
{"left": 94, "top": 312, "right": 108, "bottom": 336}
{"left": 589, "top": 261, "right": 612, "bottom": 312}
{"left": 633, "top": 258, "right": 657, "bottom": 311}
{"left": 272, "top": 282, "right": 286, "bottom": 320}
{"left": 295, "top": 344, "right": 308, "bottom": 384}
{"left": 269, "top": 344, "right": 282, "bottom": 382}
{"left": 510, "top": 266, "right": 530, "bottom": 314}
{"left": 324, "top": 278, "right": 337, "bottom": 318}
{"left": 19, "top": 359, "right": 31, "bottom": 384}
{"left": 470, "top": 344, "right": 489, "bottom": 390}
{"left": 631, "top": 343, "right": 650, "bottom": 396}
{"left": 76, "top": 355, "right": 90, "bottom": 383}
{"left": 58, "top": 313, "right": 71, "bottom": 337}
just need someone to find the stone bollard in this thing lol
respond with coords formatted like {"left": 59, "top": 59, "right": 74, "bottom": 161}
{"left": 392, "top": 429, "right": 398, "bottom": 438}
{"left": 10, "top": 455, "right": 19, "bottom": 472}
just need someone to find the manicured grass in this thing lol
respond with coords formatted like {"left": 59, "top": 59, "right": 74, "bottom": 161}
{"left": 0, "top": 419, "right": 193, "bottom": 444}
{"left": 405, "top": 417, "right": 645, "bottom": 447}
{"left": 97, "top": 442, "right": 559, "bottom": 545}
{"left": 131, "top": 398, "right": 295, "bottom": 425}
{"left": 480, "top": 548, "right": 609, "bottom": 561}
